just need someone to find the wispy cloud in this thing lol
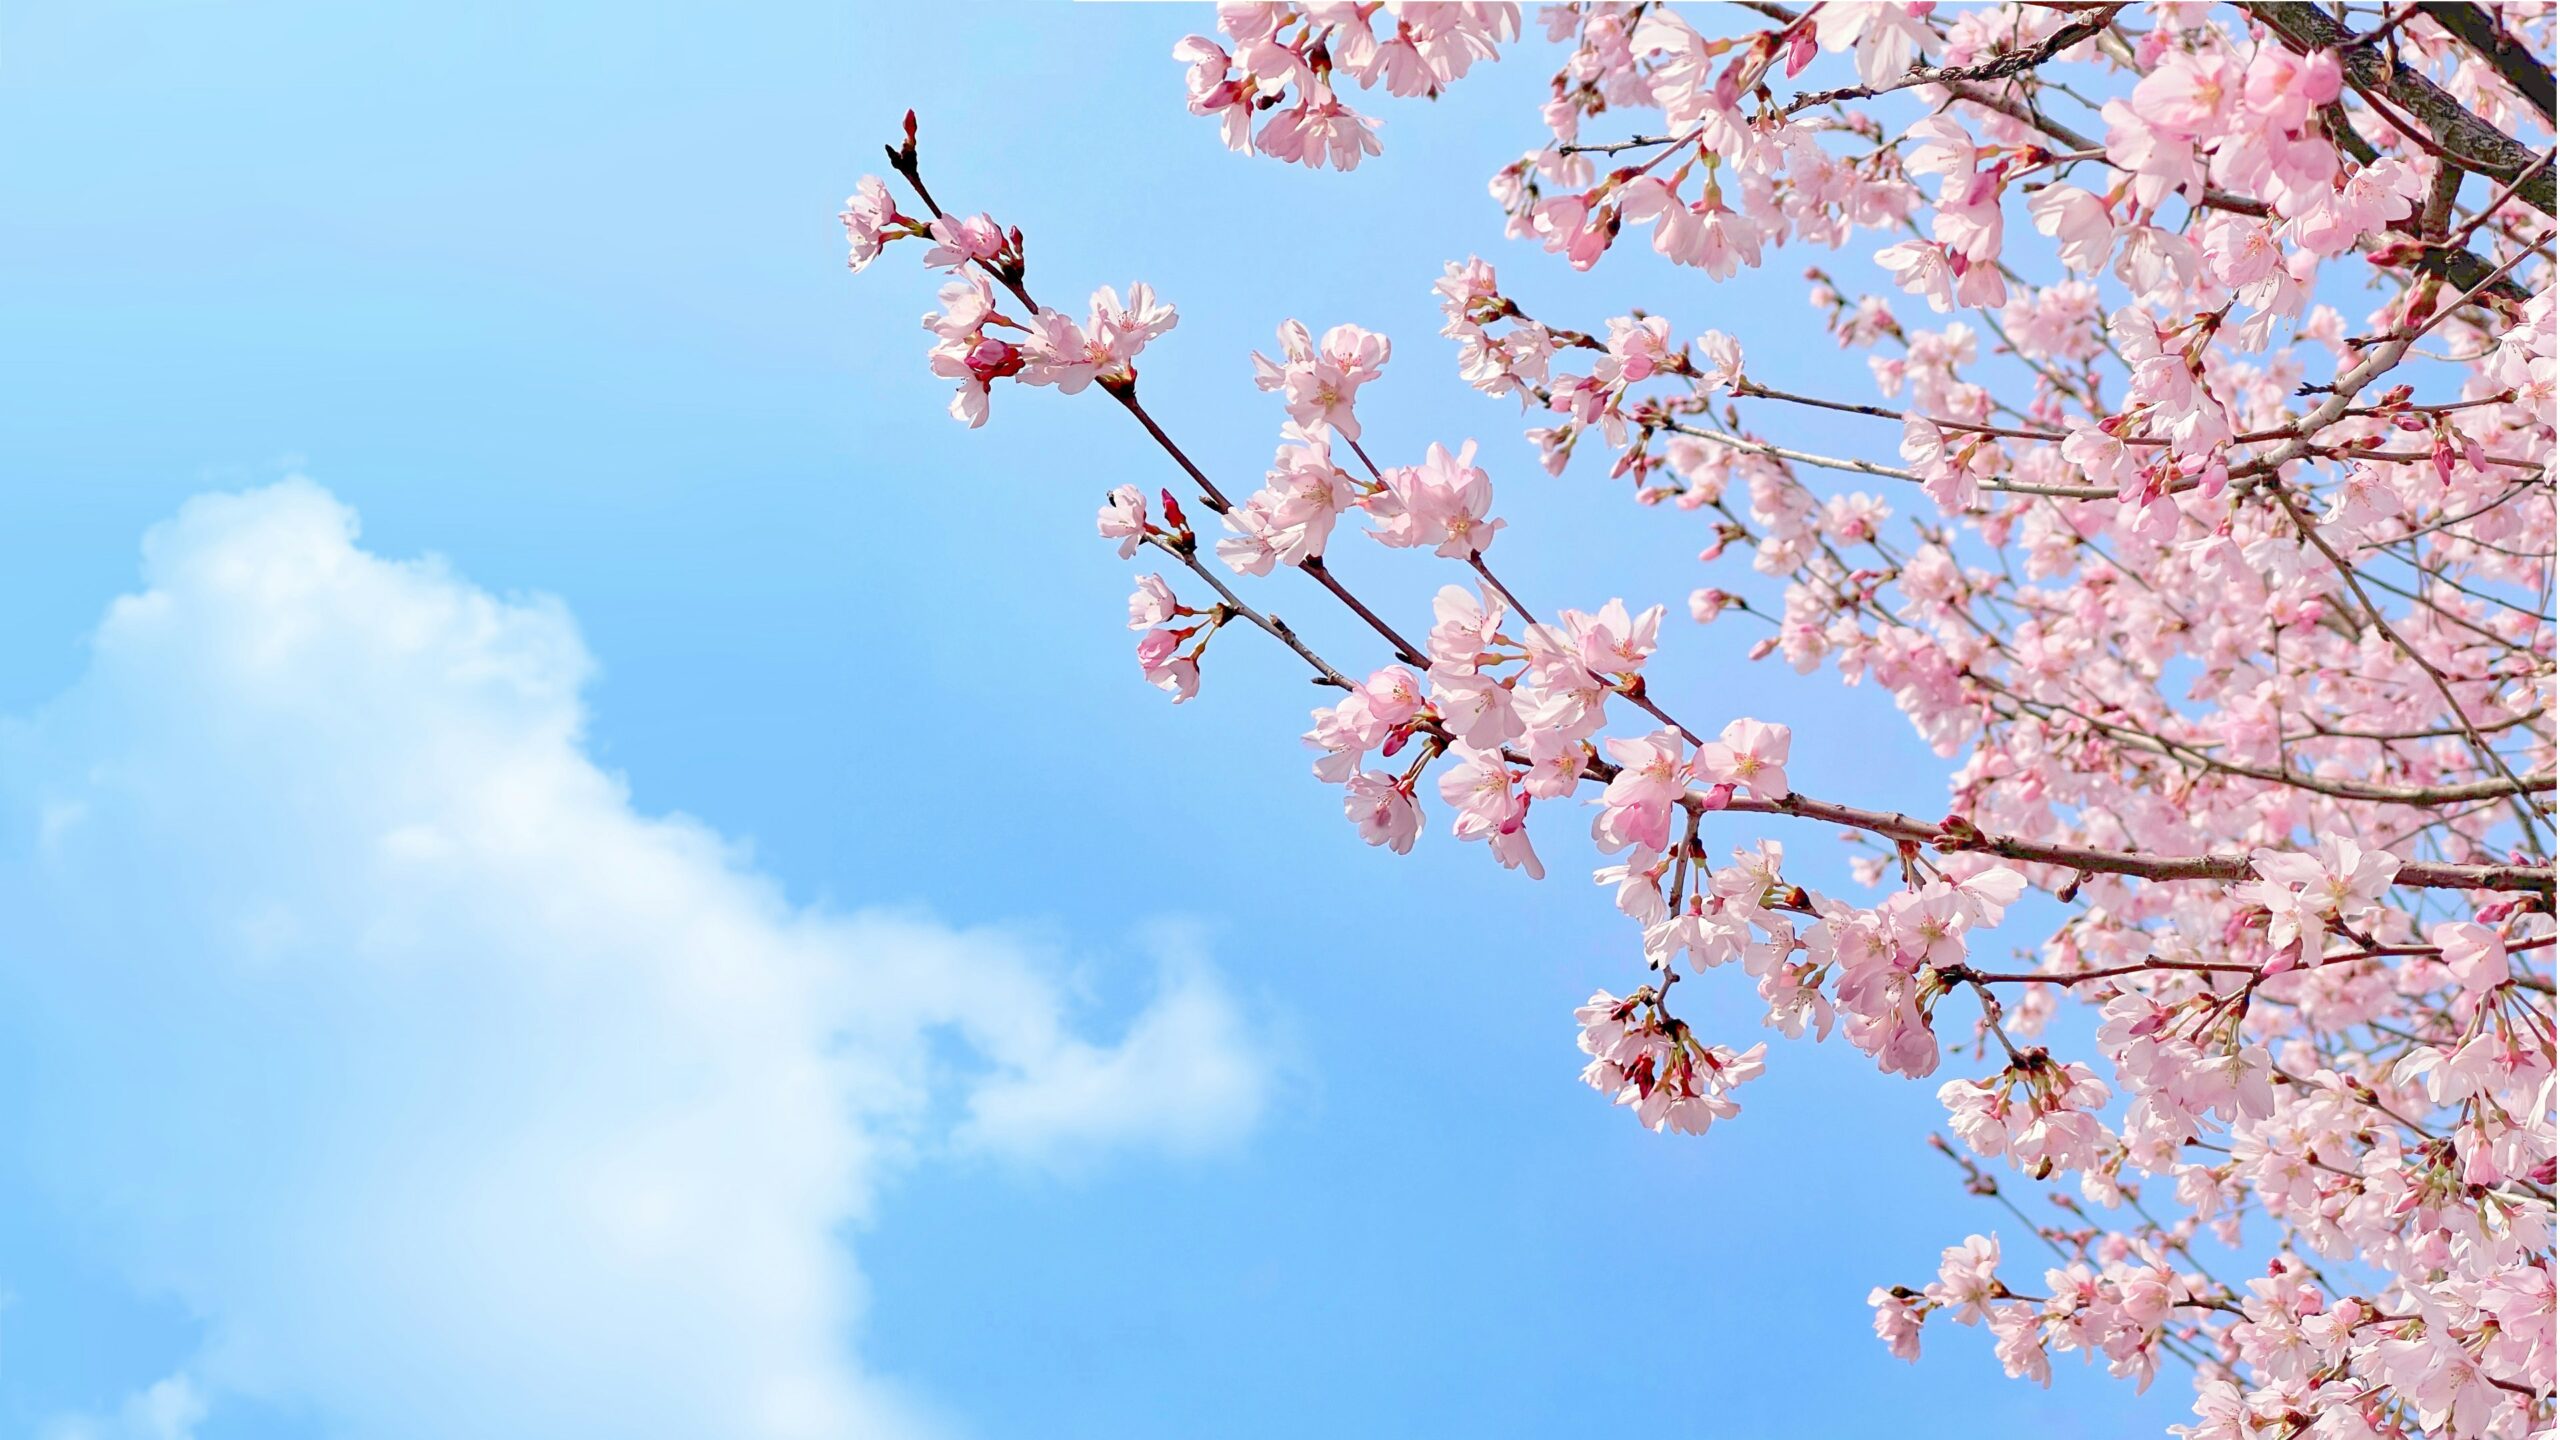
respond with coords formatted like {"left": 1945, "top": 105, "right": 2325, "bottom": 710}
{"left": 1, "top": 481, "right": 1267, "bottom": 1439}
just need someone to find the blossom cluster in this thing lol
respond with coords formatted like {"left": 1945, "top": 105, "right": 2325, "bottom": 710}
{"left": 846, "top": 3, "right": 2557, "bottom": 1433}
{"left": 1173, "top": 3, "right": 1522, "bottom": 170}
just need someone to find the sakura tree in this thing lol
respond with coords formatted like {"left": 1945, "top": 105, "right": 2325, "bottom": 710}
{"left": 841, "top": 4, "right": 2556, "bottom": 1434}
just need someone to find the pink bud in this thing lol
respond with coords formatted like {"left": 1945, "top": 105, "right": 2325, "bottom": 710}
{"left": 964, "top": 338, "right": 1024, "bottom": 382}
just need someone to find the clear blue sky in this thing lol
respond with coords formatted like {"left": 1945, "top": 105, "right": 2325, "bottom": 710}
{"left": 0, "top": 5, "right": 2186, "bottom": 1437}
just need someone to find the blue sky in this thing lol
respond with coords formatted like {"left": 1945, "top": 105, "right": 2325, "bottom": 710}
{"left": 0, "top": 5, "right": 2191, "bottom": 1437}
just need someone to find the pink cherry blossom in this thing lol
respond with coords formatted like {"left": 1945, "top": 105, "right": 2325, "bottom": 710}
{"left": 1342, "top": 770, "right": 1421, "bottom": 854}
{"left": 1689, "top": 717, "right": 1790, "bottom": 799}
{"left": 1096, "top": 484, "right": 1150, "bottom": 558}
{"left": 1369, "top": 441, "right": 1504, "bottom": 558}
{"left": 1135, "top": 626, "right": 1200, "bottom": 702}
{"left": 839, "top": 176, "right": 907, "bottom": 273}
{"left": 919, "top": 212, "right": 1005, "bottom": 272}
{"left": 1127, "top": 573, "right": 1181, "bottom": 630}
{"left": 851, "top": 20, "right": 2560, "bottom": 1431}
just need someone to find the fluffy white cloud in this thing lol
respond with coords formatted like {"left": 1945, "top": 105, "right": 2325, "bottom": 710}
{"left": 0, "top": 482, "right": 1266, "bottom": 1439}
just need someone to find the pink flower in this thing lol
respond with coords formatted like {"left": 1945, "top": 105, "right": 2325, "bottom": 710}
{"left": 1883, "top": 886, "right": 1967, "bottom": 971}
{"left": 1598, "top": 728, "right": 1687, "bottom": 853}
{"left": 1136, "top": 627, "right": 1200, "bottom": 702}
{"left": 1925, "top": 1234, "right": 2003, "bottom": 1325}
{"left": 1947, "top": 865, "right": 2027, "bottom": 928}
{"left": 2027, "top": 185, "right": 2114, "bottom": 275}
{"left": 2430, "top": 920, "right": 2509, "bottom": 995}
{"left": 839, "top": 176, "right": 907, "bottom": 273}
{"left": 1439, "top": 748, "right": 1544, "bottom": 878}
{"left": 1253, "top": 320, "right": 1390, "bottom": 440}
{"left": 1940, "top": 1056, "right": 2112, "bottom": 1177}
{"left": 1689, "top": 200, "right": 1765, "bottom": 280}
{"left": 1988, "top": 1301, "right": 2051, "bottom": 1386}
{"left": 2238, "top": 836, "right": 2400, "bottom": 961}
{"left": 1020, "top": 308, "right": 1108, "bottom": 394}
{"left": 1258, "top": 91, "right": 1382, "bottom": 172}
{"left": 1343, "top": 771, "right": 1421, "bottom": 853}
{"left": 1616, "top": 177, "right": 1703, "bottom": 268}
{"left": 921, "top": 273, "right": 1012, "bottom": 427}
{"left": 920, "top": 212, "right": 1006, "bottom": 272}
{"left": 1580, "top": 990, "right": 1766, "bottom": 1136}
{"left": 1518, "top": 728, "right": 1589, "bottom": 799}
{"left": 1304, "top": 688, "right": 1394, "bottom": 783}
{"left": 2290, "top": 157, "right": 2430, "bottom": 256}
{"left": 1369, "top": 441, "right": 1504, "bottom": 558}
{"left": 1694, "top": 329, "right": 1743, "bottom": 395}
{"left": 2242, "top": 46, "right": 2340, "bottom": 131}
{"left": 1359, "top": 666, "right": 1426, "bottom": 726}
{"left": 1603, "top": 314, "right": 1676, "bottom": 384}
{"left": 1127, "top": 573, "right": 1181, "bottom": 630}
{"left": 1529, "top": 193, "right": 1614, "bottom": 271}
{"left": 1097, "top": 485, "right": 1151, "bottom": 558}
{"left": 1815, "top": 0, "right": 1939, "bottom": 89}
{"left": 1689, "top": 587, "right": 1735, "bottom": 623}
{"left": 1593, "top": 847, "right": 1669, "bottom": 926}
{"left": 1868, "top": 1288, "right": 1926, "bottom": 1361}
{"left": 1689, "top": 717, "right": 1790, "bottom": 798}
{"left": 2061, "top": 422, "right": 2139, "bottom": 497}
{"left": 1566, "top": 598, "right": 1662, "bottom": 677}
{"left": 1090, "top": 282, "right": 1179, "bottom": 352}
{"left": 1878, "top": 239, "right": 1959, "bottom": 313}
{"left": 1173, "top": 35, "right": 1254, "bottom": 152}
{"left": 1427, "top": 583, "right": 1506, "bottom": 668}
{"left": 2129, "top": 50, "right": 2239, "bottom": 136}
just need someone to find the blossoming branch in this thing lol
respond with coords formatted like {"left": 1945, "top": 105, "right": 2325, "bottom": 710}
{"left": 840, "top": 5, "right": 2556, "bottom": 1436}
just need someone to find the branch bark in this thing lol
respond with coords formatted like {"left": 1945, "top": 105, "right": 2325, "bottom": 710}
{"left": 2249, "top": 2, "right": 2557, "bottom": 216}
{"left": 2417, "top": 3, "right": 2557, "bottom": 123}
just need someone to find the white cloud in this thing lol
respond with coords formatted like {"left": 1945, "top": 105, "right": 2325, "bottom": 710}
{"left": 0, "top": 481, "right": 1267, "bottom": 1439}
{"left": 40, "top": 1373, "right": 208, "bottom": 1440}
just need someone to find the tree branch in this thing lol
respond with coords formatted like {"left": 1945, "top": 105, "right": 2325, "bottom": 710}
{"left": 2248, "top": 1, "right": 2556, "bottom": 216}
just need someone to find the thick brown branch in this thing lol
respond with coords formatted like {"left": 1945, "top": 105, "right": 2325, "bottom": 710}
{"left": 2249, "top": 2, "right": 2556, "bottom": 216}
{"left": 2418, "top": 3, "right": 2557, "bottom": 122}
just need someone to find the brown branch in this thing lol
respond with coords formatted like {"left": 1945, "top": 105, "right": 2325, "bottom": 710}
{"left": 2248, "top": 1, "right": 2556, "bottom": 216}
{"left": 1780, "top": 6, "right": 2123, "bottom": 116}
{"left": 2417, "top": 3, "right": 2557, "bottom": 123}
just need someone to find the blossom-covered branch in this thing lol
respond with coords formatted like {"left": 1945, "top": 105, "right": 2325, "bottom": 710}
{"left": 842, "top": 4, "right": 2556, "bottom": 1435}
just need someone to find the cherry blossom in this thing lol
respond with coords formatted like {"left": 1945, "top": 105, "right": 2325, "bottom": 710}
{"left": 846, "top": 6, "right": 2560, "bottom": 1431}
